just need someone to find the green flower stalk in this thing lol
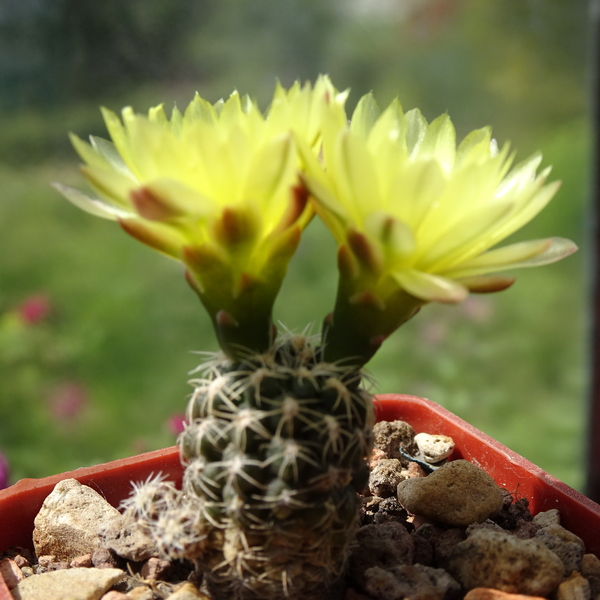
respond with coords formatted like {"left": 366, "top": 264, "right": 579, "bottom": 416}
{"left": 56, "top": 76, "right": 576, "bottom": 600}
{"left": 299, "top": 93, "right": 577, "bottom": 365}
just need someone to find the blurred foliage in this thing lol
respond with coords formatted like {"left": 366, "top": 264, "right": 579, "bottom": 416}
{"left": 0, "top": 0, "right": 591, "bottom": 488}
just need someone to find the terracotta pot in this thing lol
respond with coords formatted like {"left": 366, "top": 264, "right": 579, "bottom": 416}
{"left": 1, "top": 394, "right": 599, "bottom": 596}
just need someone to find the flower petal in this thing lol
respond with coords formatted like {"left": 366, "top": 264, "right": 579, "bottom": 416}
{"left": 445, "top": 237, "right": 577, "bottom": 278}
{"left": 350, "top": 92, "right": 380, "bottom": 138}
{"left": 69, "top": 134, "right": 109, "bottom": 170}
{"left": 418, "top": 114, "right": 456, "bottom": 172}
{"left": 52, "top": 182, "right": 133, "bottom": 220}
{"left": 392, "top": 269, "right": 468, "bottom": 303}
{"left": 130, "top": 180, "right": 216, "bottom": 222}
{"left": 244, "top": 133, "right": 297, "bottom": 214}
{"left": 81, "top": 165, "right": 137, "bottom": 209}
{"left": 457, "top": 275, "right": 515, "bottom": 294}
{"left": 89, "top": 136, "right": 133, "bottom": 177}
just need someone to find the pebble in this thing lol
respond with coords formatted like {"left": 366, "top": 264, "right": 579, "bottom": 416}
{"left": 33, "top": 479, "right": 123, "bottom": 562}
{"left": 100, "top": 592, "right": 128, "bottom": 600}
{"left": 448, "top": 528, "right": 564, "bottom": 596}
{"left": 532, "top": 509, "right": 561, "bottom": 528}
{"left": 37, "top": 555, "right": 56, "bottom": 568}
{"left": 535, "top": 524, "right": 585, "bottom": 576}
{"left": 396, "top": 460, "right": 504, "bottom": 527}
{"left": 414, "top": 433, "right": 455, "bottom": 463}
{"left": 348, "top": 522, "right": 414, "bottom": 590}
{"left": 10, "top": 567, "right": 124, "bottom": 600}
{"left": 91, "top": 549, "right": 120, "bottom": 570}
{"left": 165, "top": 582, "right": 211, "bottom": 599}
{"left": 12, "top": 556, "right": 30, "bottom": 569}
{"left": 555, "top": 571, "right": 591, "bottom": 600}
{"left": 581, "top": 553, "right": 600, "bottom": 599}
{"left": 0, "top": 557, "right": 25, "bottom": 589}
{"left": 363, "top": 564, "right": 460, "bottom": 600}
{"left": 33, "top": 479, "right": 156, "bottom": 564}
{"left": 140, "top": 557, "right": 172, "bottom": 581}
{"left": 100, "top": 516, "right": 157, "bottom": 563}
{"left": 125, "top": 587, "right": 155, "bottom": 600}
{"left": 464, "top": 588, "right": 547, "bottom": 600}
{"left": 368, "top": 459, "right": 404, "bottom": 497}
{"left": 372, "top": 420, "right": 418, "bottom": 460}
{"left": 71, "top": 555, "right": 93, "bottom": 569}
{"left": 415, "top": 524, "right": 465, "bottom": 567}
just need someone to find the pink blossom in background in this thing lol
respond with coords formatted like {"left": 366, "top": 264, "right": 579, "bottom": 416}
{"left": 0, "top": 452, "right": 9, "bottom": 490}
{"left": 47, "top": 382, "right": 87, "bottom": 422}
{"left": 16, "top": 294, "right": 52, "bottom": 324}
{"left": 167, "top": 413, "right": 186, "bottom": 436}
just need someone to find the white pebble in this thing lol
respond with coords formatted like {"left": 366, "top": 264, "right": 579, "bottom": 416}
{"left": 414, "top": 432, "right": 455, "bottom": 463}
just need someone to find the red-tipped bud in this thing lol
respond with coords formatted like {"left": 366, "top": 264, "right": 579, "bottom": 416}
{"left": 337, "top": 245, "right": 360, "bottom": 280}
{"left": 130, "top": 187, "right": 180, "bottom": 221}
{"left": 347, "top": 229, "right": 383, "bottom": 273}
{"left": 274, "top": 183, "right": 310, "bottom": 233}
{"left": 460, "top": 275, "right": 516, "bottom": 294}
{"left": 119, "top": 218, "right": 181, "bottom": 257}
{"left": 213, "top": 207, "right": 257, "bottom": 248}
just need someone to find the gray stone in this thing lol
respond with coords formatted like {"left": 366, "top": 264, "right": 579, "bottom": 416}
{"left": 448, "top": 528, "right": 564, "bottom": 596}
{"left": 348, "top": 522, "right": 414, "bottom": 590}
{"left": 369, "top": 459, "right": 404, "bottom": 498}
{"left": 581, "top": 553, "right": 600, "bottom": 599}
{"left": 33, "top": 479, "right": 123, "bottom": 562}
{"left": 397, "top": 460, "right": 504, "bottom": 527}
{"left": 535, "top": 524, "right": 585, "bottom": 576}
{"left": 33, "top": 479, "right": 156, "bottom": 563}
{"left": 91, "top": 548, "right": 119, "bottom": 569}
{"left": 363, "top": 564, "right": 460, "bottom": 600}
{"left": 414, "top": 524, "right": 465, "bottom": 568}
{"left": 99, "top": 515, "right": 157, "bottom": 562}
{"left": 373, "top": 420, "right": 418, "bottom": 460}
{"left": 414, "top": 433, "right": 455, "bottom": 463}
{"left": 532, "top": 509, "right": 561, "bottom": 528}
{"left": 10, "top": 567, "right": 124, "bottom": 600}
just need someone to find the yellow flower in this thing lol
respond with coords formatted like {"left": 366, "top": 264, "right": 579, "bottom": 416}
{"left": 55, "top": 76, "right": 347, "bottom": 356}
{"left": 301, "top": 93, "right": 577, "bottom": 364}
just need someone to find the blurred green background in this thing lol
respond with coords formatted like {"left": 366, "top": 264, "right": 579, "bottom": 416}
{"left": 0, "top": 0, "right": 590, "bottom": 488}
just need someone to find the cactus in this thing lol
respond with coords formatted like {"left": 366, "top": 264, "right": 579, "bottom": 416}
{"left": 122, "top": 333, "right": 373, "bottom": 599}
{"left": 57, "top": 76, "right": 577, "bottom": 600}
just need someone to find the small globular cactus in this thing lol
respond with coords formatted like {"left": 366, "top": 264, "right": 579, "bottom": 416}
{"left": 178, "top": 334, "right": 373, "bottom": 599}
{"left": 122, "top": 333, "right": 374, "bottom": 599}
{"left": 59, "top": 76, "right": 576, "bottom": 599}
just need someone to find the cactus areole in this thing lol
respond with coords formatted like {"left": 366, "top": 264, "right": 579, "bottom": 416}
{"left": 55, "top": 76, "right": 576, "bottom": 599}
